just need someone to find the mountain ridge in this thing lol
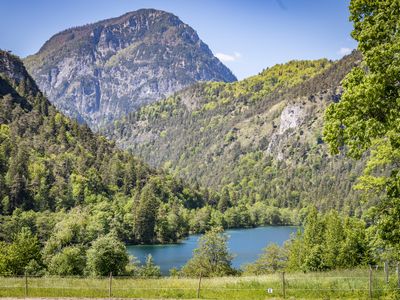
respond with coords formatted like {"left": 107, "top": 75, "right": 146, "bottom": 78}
{"left": 24, "top": 9, "right": 236, "bottom": 128}
{"left": 104, "top": 51, "right": 369, "bottom": 214}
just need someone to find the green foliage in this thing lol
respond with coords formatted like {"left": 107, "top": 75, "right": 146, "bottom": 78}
{"left": 138, "top": 254, "right": 161, "bottom": 278}
{"left": 243, "top": 243, "right": 286, "bottom": 275}
{"left": 323, "top": 0, "right": 400, "bottom": 250}
{"left": 134, "top": 182, "right": 160, "bottom": 243}
{"left": 48, "top": 246, "right": 86, "bottom": 276}
{"left": 155, "top": 202, "right": 189, "bottom": 243}
{"left": 104, "top": 52, "right": 364, "bottom": 218}
{"left": 0, "top": 51, "right": 218, "bottom": 277}
{"left": 86, "top": 235, "right": 129, "bottom": 276}
{"left": 0, "top": 227, "right": 42, "bottom": 275}
{"left": 181, "top": 227, "right": 235, "bottom": 277}
{"left": 285, "top": 208, "right": 372, "bottom": 272}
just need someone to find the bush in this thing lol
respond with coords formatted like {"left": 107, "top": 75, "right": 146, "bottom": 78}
{"left": 48, "top": 246, "right": 86, "bottom": 276}
{"left": 0, "top": 227, "right": 42, "bottom": 275}
{"left": 138, "top": 254, "right": 161, "bottom": 278}
{"left": 243, "top": 243, "right": 287, "bottom": 275}
{"left": 86, "top": 235, "right": 129, "bottom": 276}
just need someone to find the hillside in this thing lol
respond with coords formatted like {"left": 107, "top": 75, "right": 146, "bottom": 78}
{"left": 0, "top": 49, "right": 212, "bottom": 248}
{"left": 104, "top": 51, "right": 372, "bottom": 214}
{"left": 24, "top": 9, "right": 236, "bottom": 128}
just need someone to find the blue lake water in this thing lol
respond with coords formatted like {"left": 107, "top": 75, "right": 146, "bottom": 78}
{"left": 127, "top": 226, "right": 299, "bottom": 275}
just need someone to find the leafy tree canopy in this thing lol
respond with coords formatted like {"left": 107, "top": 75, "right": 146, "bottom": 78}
{"left": 324, "top": 0, "right": 400, "bottom": 249}
{"left": 181, "top": 226, "right": 235, "bottom": 277}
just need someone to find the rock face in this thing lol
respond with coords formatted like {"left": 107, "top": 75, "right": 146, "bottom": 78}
{"left": 24, "top": 9, "right": 237, "bottom": 128}
{"left": 0, "top": 51, "right": 41, "bottom": 97}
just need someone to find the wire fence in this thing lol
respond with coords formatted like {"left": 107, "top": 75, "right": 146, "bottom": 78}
{"left": 1, "top": 268, "right": 400, "bottom": 299}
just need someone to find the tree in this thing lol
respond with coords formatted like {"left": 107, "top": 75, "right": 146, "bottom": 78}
{"left": 243, "top": 243, "right": 287, "bottom": 275}
{"left": 0, "top": 227, "right": 42, "bottom": 275}
{"left": 181, "top": 227, "right": 235, "bottom": 277}
{"left": 300, "top": 207, "right": 327, "bottom": 271}
{"left": 217, "top": 188, "right": 230, "bottom": 212}
{"left": 155, "top": 202, "right": 188, "bottom": 243}
{"left": 285, "top": 231, "right": 305, "bottom": 272}
{"left": 322, "top": 211, "right": 344, "bottom": 268}
{"left": 43, "top": 208, "right": 89, "bottom": 257}
{"left": 285, "top": 209, "right": 372, "bottom": 272}
{"left": 134, "top": 182, "right": 160, "bottom": 243}
{"left": 138, "top": 254, "right": 161, "bottom": 278}
{"left": 5, "top": 143, "right": 30, "bottom": 213}
{"left": 48, "top": 246, "right": 86, "bottom": 276}
{"left": 86, "top": 235, "right": 129, "bottom": 276}
{"left": 337, "top": 218, "right": 371, "bottom": 267}
{"left": 323, "top": 0, "right": 400, "bottom": 249}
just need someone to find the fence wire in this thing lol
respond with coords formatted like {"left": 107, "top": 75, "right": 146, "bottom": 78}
{"left": 1, "top": 270, "right": 399, "bottom": 299}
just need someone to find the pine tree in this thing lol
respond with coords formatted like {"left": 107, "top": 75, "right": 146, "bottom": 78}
{"left": 134, "top": 182, "right": 159, "bottom": 243}
{"left": 217, "top": 188, "right": 230, "bottom": 212}
{"left": 6, "top": 143, "right": 30, "bottom": 212}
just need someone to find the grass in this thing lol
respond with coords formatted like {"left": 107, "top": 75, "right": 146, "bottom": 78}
{"left": 0, "top": 269, "right": 399, "bottom": 299}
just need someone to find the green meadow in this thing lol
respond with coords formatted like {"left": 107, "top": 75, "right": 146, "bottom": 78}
{"left": 1, "top": 269, "right": 398, "bottom": 299}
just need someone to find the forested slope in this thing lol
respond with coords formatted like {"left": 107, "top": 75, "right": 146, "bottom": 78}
{"left": 0, "top": 49, "right": 209, "bottom": 248}
{"left": 105, "top": 51, "right": 371, "bottom": 215}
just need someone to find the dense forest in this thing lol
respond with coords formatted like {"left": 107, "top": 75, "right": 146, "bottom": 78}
{"left": 0, "top": 50, "right": 302, "bottom": 276}
{"left": 1, "top": 0, "right": 399, "bottom": 281}
{"left": 104, "top": 51, "right": 371, "bottom": 216}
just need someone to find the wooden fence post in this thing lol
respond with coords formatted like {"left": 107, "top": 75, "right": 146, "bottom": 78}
{"left": 369, "top": 266, "right": 373, "bottom": 299}
{"left": 282, "top": 272, "right": 286, "bottom": 299}
{"left": 109, "top": 272, "right": 112, "bottom": 298}
{"left": 24, "top": 273, "right": 28, "bottom": 297}
{"left": 384, "top": 260, "right": 389, "bottom": 284}
{"left": 397, "top": 262, "right": 400, "bottom": 289}
{"left": 197, "top": 272, "right": 202, "bottom": 298}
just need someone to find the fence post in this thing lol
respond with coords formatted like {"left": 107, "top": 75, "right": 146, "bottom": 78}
{"left": 197, "top": 272, "right": 202, "bottom": 298}
{"left": 24, "top": 273, "right": 28, "bottom": 297}
{"left": 109, "top": 272, "right": 112, "bottom": 298}
{"left": 369, "top": 266, "right": 373, "bottom": 299}
{"left": 384, "top": 260, "right": 389, "bottom": 284}
{"left": 397, "top": 262, "right": 400, "bottom": 289}
{"left": 282, "top": 272, "right": 286, "bottom": 299}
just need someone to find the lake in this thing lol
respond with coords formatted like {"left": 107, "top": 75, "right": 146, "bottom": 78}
{"left": 127, "top": 226, "right": 299, "bottom": 275}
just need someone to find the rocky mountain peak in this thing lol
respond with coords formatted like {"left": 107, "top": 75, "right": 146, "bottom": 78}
{"left": 24, "top": 9, "right": 236, "bottom": 128}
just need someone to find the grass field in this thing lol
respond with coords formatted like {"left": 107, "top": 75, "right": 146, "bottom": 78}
{"left": 0, "top": 269, "right": 399, "bottom": 299}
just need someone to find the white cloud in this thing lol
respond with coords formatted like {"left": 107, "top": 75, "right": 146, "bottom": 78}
{"left": 338, "top": 47, "right": 353, "bottom": 56}
{"left": 215, "top": 52, "right": 242, "bottom": 63}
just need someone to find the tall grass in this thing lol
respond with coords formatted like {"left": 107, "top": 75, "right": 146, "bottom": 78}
{"left": 0, "top": 268, "right": 398, "bottom": 299}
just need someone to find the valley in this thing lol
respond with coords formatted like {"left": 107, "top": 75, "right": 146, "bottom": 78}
{"left": 1, "top": 1, "right": 400, "bottom": 299}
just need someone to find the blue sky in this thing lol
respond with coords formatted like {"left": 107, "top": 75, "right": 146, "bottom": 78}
{"left": 0, "top": 0, "right": 356, "bottom": 80}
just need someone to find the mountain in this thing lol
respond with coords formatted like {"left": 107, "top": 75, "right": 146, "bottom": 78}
{"left": 0, "top": 50, "right": 303, "bottom": 268}
{"left": 104, "top": 51, "right": 373, "bottom": 215}
{"left": 0, "top": 49, "right": 209, "bottom": 246}
{"left": 24, "top": 9, "right": 236, "bottom": 129}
